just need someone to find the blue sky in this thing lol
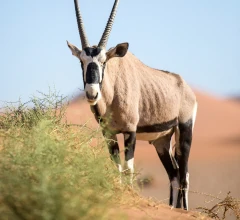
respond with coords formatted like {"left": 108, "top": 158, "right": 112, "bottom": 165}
{"left": 1, "top": 0, "right": 239, "bottom": 104}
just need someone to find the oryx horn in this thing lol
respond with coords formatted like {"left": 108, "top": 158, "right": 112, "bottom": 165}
{"left": 74, "top": 0, "right": 90, "bottom": 48}
{"left": 98, "top": 0, "right": 120, "bottom": 49}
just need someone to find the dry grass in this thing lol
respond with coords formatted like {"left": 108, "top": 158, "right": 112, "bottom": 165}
{"left": 196, "top": 192, "right": 240, "bottom": 219}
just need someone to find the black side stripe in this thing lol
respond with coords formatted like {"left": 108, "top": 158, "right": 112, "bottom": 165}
{"left": 137, "top": 118, "right": 178, "bottom": 133}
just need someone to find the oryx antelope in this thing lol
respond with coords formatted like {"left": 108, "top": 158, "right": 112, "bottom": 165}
{"left": 67, "top": 0, "right": 197, "bottom": 210}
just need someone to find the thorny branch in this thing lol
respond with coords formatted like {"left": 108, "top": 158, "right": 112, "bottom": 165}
{"left": 196, "top": 192, "right": 240, "bottom": 219}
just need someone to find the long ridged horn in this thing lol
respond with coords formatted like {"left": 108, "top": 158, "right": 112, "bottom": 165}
{"left": 98, "top": 0, "right": 120, "bottom": 49}
{"left": 74, "top": 0, "right": 90, "bottom": 48}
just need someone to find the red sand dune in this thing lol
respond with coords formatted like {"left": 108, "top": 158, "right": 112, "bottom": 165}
{"left": 66, "top": 90, "right": 240, "bottom": 215}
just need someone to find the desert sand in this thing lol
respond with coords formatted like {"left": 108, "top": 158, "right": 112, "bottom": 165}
{"left": 66, "top": 90, "right": 240, "bottom": 218}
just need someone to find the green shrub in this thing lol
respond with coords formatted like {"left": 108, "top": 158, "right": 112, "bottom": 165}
{"left": 0, "top": 91, "right": 123, "bottom": 220}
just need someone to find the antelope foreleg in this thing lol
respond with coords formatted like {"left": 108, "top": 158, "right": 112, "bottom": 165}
{"left": 123, "top": 132, "right": 136, "bottom": 185}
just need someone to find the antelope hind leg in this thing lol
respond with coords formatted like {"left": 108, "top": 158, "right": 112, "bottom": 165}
{"left": 153, "top": 135, "right": 180, "bottom": 208}
{"left": 176, "top": 119, "right": 193, "bottom": 210}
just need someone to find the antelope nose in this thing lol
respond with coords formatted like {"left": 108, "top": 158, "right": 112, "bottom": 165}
{"left": 86, "top": 91, "right": 98, "bottom": 101}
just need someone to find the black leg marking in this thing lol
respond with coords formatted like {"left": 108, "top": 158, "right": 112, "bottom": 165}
{"left": 177, "top": 189, "right": 183, "bottom": 208}
{"left": 124, "top": 132, "right": 136, "bottom": 184}
{"left": 176, "top": 119, "right": 193, "bottom": 210}
{"left": 104, "top": 133, "right": 121, "bottom": 171}
{"left": 108, "top": 137, "right": 120, "bottom": 163}
{"left": 153, "top": 134, "right": 180, "bottom": 208}
{"left": 124, "top": 132, "right": 136, "bottom": 161}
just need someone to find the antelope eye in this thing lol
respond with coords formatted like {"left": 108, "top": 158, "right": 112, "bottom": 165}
{"left": 98, "top": 58, "right": 105, "bottom": 65}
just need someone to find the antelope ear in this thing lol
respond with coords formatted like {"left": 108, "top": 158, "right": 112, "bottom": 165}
{"left": 67, "top": 41, "right": 82, "bottom": 58}
{"left": 106, "top": 42, "right": 129, "bottom": 61}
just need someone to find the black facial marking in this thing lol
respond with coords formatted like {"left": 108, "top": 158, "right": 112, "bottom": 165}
{"left": 80, "top": 60, "right": 84, "bottom": 70}
{"left": 86, "top": 62, "right": 100, "bottom": 84}
{"left": 84, "top": 47, "right": 101, "bottom": 57}
{"left": 81, "top": 47, "right": 106, "bottom": 90}
{"left": 137, "top": 118, "right": 178, "bottom": 133}
{"left": 100, "top": 62, "right": 106, "bottom": 89}
{"left": 80, "top": 61, "right": 86, "bottom": 88}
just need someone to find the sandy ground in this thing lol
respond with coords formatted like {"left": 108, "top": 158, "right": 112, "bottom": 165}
{"left": 109, "top": 203, "right": 202, "bottom": 220}
{"left": 66, "top": 90, "right": 240, "bottom": 219}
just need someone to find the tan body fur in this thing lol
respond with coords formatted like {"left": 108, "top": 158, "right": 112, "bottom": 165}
{"left": 94, "top": 51, "right": 196, "bottom": 139}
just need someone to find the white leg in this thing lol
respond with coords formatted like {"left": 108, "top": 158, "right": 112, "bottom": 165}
{"left": 184, "top": 172, "right": 190, "bottom": 210}
{"left": 169, "top": 142, "right": 179, "bottom": 169}
{"left": 117, "top": 163, "right": 122, "bottom": 172}
{"left": 124, "top": 158, "right": 134, "bottom": 185}
{"left": 117, "top": 163, "right": 123, "bottom": 184}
